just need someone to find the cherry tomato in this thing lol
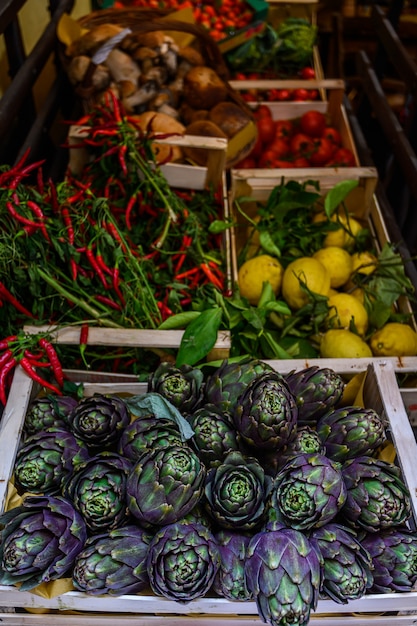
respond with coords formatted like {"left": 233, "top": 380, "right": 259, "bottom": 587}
{"left": 274, "top": 120, "right": 294, "bottom": 140}
{"left": 257, "top": 116, "right": 276, "bottom": 145}
{"left": 268, "top": 138, "right": 290, "bottom": 159}
{"left": 290, "top": 133, "right": 315, "bottom": 158}
{"left": 300, "top": 110, "right": 327, "bottom": 138}
{"left": 326, "top": 147, "right": 357, "bottom": 167}
{"left": 291, "top": 88, "right": 310, "bottom": 101}
{"left": 322, "top": 126, "right": 342, "bottom": 147}
{"left": 309, "top": 137, "right": 335, "bottom": 166}
{"left": 307, "top": 89, "right": 319, "bottom": 101}
{"left": 274, "top": 160, "right": 294, "bottom": 168}
{"left": 299, "top": 67, "right": 316, "bottom": 80}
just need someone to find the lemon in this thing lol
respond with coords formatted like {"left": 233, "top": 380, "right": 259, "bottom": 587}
{"left": 281, "top": 257, "right": 331, "bottom": 310}
{"left": 326, "top": 292, "right": 369, "bottom": 336}
{"left": 369, "top": 322, "right": 417, "bottom": 356}
{"left": 320, "top": 329, "right": 372, "bottom": 358}
{"left": 313, "top": 211, "right": 363, "bottom": 249}
{"left": 351, "top": 250, "right": 378, "bottom": 275}
{"left": 312, "top": 246, "right": 353, "bottom": 288}
{"left": 238, "top": 254, "right": 284, "bottom": 305}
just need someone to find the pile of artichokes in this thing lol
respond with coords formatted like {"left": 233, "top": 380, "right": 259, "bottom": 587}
{"left": 1, "top": 358, "right": 416, "bottom": 626}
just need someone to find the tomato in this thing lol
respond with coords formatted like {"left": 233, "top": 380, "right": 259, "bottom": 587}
{"left": 322, "top": 126, "right": 342, "bottom": 147}
{"left": 299, "top": 67, "right": 316, "bottom": 80}
{"left": 235, "top": 156, "right": 257, "bottom": 168}
{"left": 291, "top": 88, "right": 310, "bottom": 101}
{"left": 293, "top": 156, "right": 310, "bottom": 168}
{"left": 290, "top": 133, "right": 315, "bottom": 158}
{"left": 258, "top": 150, "right": 280, "bottom": 168}
{"left": 274, "top": 120, "right": 294, "bottom": 140}
{"left": 257, "top": 116, "right": 276, "bottom": 145}
{"left": 309, "top": 137, "right": 335, "bottom": 166}
{"left": 274, "top": 160, "right": 294, "bottom": 168}
{"left": 268, "top": 138, "right": 290, "bottom": 159}
{"left": 326, "top": 147, "right": 356, "bottom": 167}
{"left": 274, "top": 89, "right": 292, "bottom": 101}
{"left": 307, "top": 89, "right": 319, "bottom": 101}
{"left": 300, "top": 110, "right": 327, "bottom": 138}
{"left": 255, "top": 104, "right": 272, "bottom": 120}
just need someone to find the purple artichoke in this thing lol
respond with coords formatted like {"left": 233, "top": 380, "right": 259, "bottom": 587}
{"left": 23, "top": 395, "right": 78, "bottom": 436}
{"left": 272, "top": 453, "right": 347, "bottom": 530}
{"left": 234, "top": 371, "right": 298, "bottom": 451}
{"left": 285, "top": 366, "right": 345, "bottom": 425}
{"left": 118, "top": 414, "right": 184, "bottom": 462}
{"left": 68, "top": 394, "right": 130, "bottom": 450}
{"left": 341, "top": 456, "right": 411, "bottom": 532}
{"left": 213, "top": 530, "right": 253, "bottom": 601}
{"left": 72, "top": 524, "right": 152, "bottom": 595}
{"left": 0, "top": 495, "right": 87, "bottom": 590}
{"left": 245, "top": 522, "right": 322, "bottom": 626}
{"left": 146, "top": 522, "right": 220, "bottom": 602}
{"left": 147, "top": 362, "right": 204, "bottom": 414}
{"left": 361, "top": 527, "right": 417, "bottom": 593}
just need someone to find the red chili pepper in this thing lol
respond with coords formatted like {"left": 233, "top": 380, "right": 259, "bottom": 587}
{"left": 61, "top": 206, "right": 75, "bottom": 245}
{"left": 86, "top": 247, "right": 109, "bottom": 290}
{"left": 20, "top": 357, "right": 63, "bottom": 395}
{"left": 112, "top": 267, "right": 125, "bottom": 306}
{"left": 0, "top": 356, "right": 17, "bottom": 405}
{"left": 94, "top": 294, "right": 122, "bottom": 310}
{"left": 125, "top": 195, "right": 137, "bottom": 230}
{"left": 26, "top": 200, "right": 50, "bottom": 242}
{"left": 79, "top": 323, "right": 89, "bottom": 367}
{"left": 48, "top": 178, "right": 59, "bottom": 212}
{"left": 105, "top": 222, "right": 128, "bottom": 253}
{"left": 95, "top": 254, "right": 113, "bottom": 277}
{"left": 70, "top": 258, "right": 78, "bottom": 282}
{"left": 0, "top": 282, "right": 35, "bottom": 318}
{"left": 0, "top": 336, "right": 17, "bottom": 351}
{"left": 118, "top": 144, "right": 128, "bottom": 177}
{"left": 175, "top": 267, "right": 199, "bottom": 281}
{"left": 6, "top": 201, "right": 42, "bottom": 229}
{"left": 200, "top": 263, "right": 224, "bottom": 290}
{"left": 38, "top": 338, "right": 65, "bottom": 387}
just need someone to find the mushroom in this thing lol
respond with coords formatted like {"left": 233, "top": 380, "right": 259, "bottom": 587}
{"left": 122, "top": 80, "right": 159, "bottom": 113}
{"left": 67, "top": 55, "right": 111, "bottom": 91}
{"left": 104, "top": 48, "right": 141, "bottom": 86}
{"left": 176, "top": 47, "right": 205, "bottom": 79}
{"left": 66, "top": 23, "right": 126, "bottom": 57}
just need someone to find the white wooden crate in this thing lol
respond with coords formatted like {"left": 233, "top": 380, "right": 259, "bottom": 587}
{"left": 1, "top": 360, "right": 417, "bottom": 623}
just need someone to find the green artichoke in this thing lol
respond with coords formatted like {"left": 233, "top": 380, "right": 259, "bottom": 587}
{"left": 0, "top": 495, "right": 87, "bottom": 591}
{"left": 63, "top": 452, "right": 132, "bottom": 534}
{"left": 285, "top": 366, "right": 345, "bottom": 426}
{"left": 234, "top": 371, "right": 298, "bottom": 451}
{"left": 148, "top": 362, "right": 204, "bottom": 414}
{"left": 341, "top": 456, "right": 411, "bottom": 532}
{"left": 213, "top": 530, "right": 253, "bottom": 601}
{"left": 23, "top": 395, "right": 78, "bottom": 436}
{"left": 72, "top": 525, "right": 152, "bottom": 595}
{"left": 203, "top": 357, "right": 274, "bottom": 413}
{"left": 188, "top": 403, "right": 243, "bottom": 468}
{"left": 245, "top": 522, "right": 322, "bottom": 626}
{"left": 14, "top": 427, "right": 90, "bottom": 494}
{"left": 272, "top": 453, "right": 347, "bottom": 530}
{"left": 316, "top": 406, "right": 387, "bottom": 462}
{"left": 146, "top": 522, "right": 220, "bottom": 602}
{"left": 118, "top": 414, "right": 184, "bottom": 462}
{"left": 204, "top": 450, "right": 272, "bottom": 530}
{"left": 361, "top": 527, "right": 417, "bottom": 593}
{"left": 309, "top": 523, "right": 374, "bottom": 603}
{"left": 126, "top": 443, "right": 206, "bottom": 528}
{"left": 68, "top": 394, "right": 130, "bottom": 450}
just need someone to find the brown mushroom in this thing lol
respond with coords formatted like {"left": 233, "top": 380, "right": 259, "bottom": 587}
{"left": 182, "top": 66, "right": 228, "bottom": 110}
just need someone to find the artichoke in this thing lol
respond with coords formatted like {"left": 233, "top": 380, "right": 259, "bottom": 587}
{"left": 24, "top": 395, "right": 78, "bottom": 436}
{"left": 245, "top": 522, "right": 322, "bottom": 626}
{"left": 72, "top": 524, "right": 152, "bottom": 595}
{"left": 126, "top": 444, "right": 206, "bottom": 528}
{"left": 341, "top": 456, "right": 411, "bottom": 532}
{"left": 272, "top": 453, "right": 347, "bottom": 530}
{"left": 309, "top": 523, "right": 374, "bottom": 603}
{"left": 148, "top": 362, "right": 204, "bottom": 414}
{"left": 188, "top": 403, "right": 243, "bottom": 468}
{"left": 204, "top": 450, "right": 272, "bottom": 531}
{"left": 285, "top": 366, "right": 345, "bottom": 425}
{"left": 203, "top": 357, "right": 273, "bottom": 413}
{"left": 68, "top": 394, "right": 130, "bottom": 450}
{"left": 0, "top": 495, "right": 87, "bottom": 591}
{"left": 234, "top": 371, "right": 298, "bottom": 451}
{"left": 361, "top": 527, "right": 417, "bottom": 593}
{"left": 316, "top": 406, "right": 387, "bottom": 462}
{"left": 118, "top": 414, "right": 184, "bottom": 462}
{"left": 213, "top": 530, "right": 253, "bottom": 601}
{"left": 63, "top": 451, "right": 132, "bottom": 534}
{"left": 14, "top": 427, "right": 90, "bottom": 495}
{"left": 146, "top": 521, "right": 220, "bottom": 602}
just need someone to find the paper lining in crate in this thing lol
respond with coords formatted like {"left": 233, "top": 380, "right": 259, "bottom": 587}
{"left": 1, "top": 360, "right": 417, "bottom": 624}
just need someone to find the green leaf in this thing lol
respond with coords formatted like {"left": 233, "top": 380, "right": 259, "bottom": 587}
{"left": 176, "top": 307, "right": 222, "bottom": 366}
{"left": 208, "top": 219, "right": 233, "bottom": 234}
{"left": 264, "top": 300, "right": 292, "bottom": 315}
{"left": 158, "top": 311, "right": 201, "bottom": 330}
{"left": 258, "top": 281, "right": 277, "bottom": 308}
{"left": 259, "top": 231, "right": 281, "bottom": 257}
{"left": 126, "top": 392, "right": 194, "bottom": 440}
{"left": 324, "top": 180, "right": 358, "bottom": 217}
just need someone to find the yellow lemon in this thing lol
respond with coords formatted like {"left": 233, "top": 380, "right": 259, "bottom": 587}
{"left": 312, "top": 246, "right": 353, "bottom": 288}
{"left": 320, "top": 329, "right": 372, "bottom": 358}
{"left": 351, "top": 250, "right": 378, "bottom": 275}
{"left": 281, "top": 257, "right": 331, "bottom": 310}
{"left": 369, "top": 322, "right": 417, "bottom": 357}
{"left": 238, "top": 254, "right": 284, "bottom": 305}
{"left": 326, "top": 292, "right": 369, "bottom": 336}
{"left": 313, "top": 211, "right": 363, "bottom": 249}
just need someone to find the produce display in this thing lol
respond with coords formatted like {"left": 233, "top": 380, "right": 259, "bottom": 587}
{"left": 2, "top": 360, "right": 417, "bottom": 625}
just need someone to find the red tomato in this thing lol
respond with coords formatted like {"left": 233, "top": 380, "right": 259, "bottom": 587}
{"left": 258, "top": 150, "right": 280, "bottom": 168}
{"left": 235, "top": 156, "right": 257, "bottom": 168}
{"left": 268, "top": 138, "right": 290, "bottom": 159}
{"left": 322, "top": 126, "right": 342, "bottom": 147}
{"left": 300, "top": 110, "right": 327, "bottom": 138}
{"left": 255, "top": 104, "right": 273, "bottom": 120}
{"left": 274, "top": 120, "right": 294, "bottom": 140}
{"left": 293, "top": 156, "right": 310, "bottom": 168}
{"left": 307, "top": 89, "right": 319, "bottom": 101}
{"left": 290, "top": 133, "right": 315, "bottom": 158}
{"left": 257, "top": 116, "right": 276, "bottom": 145}
{"left": 274, "top": 89, "right": 292, "bottom": 101}
{"left": 299, "top": 67, "right": 316, "bottom": 80}
{"left": 291, "top": 88, "right": 310, "bottom": 101}
{"left": 326, "top": 147, "right": 356, "bottom": 166}
{"left": 274, "top": 160, "right": 294, "bottom": 168}
{"left": 309, "top": 137, "right": 335, "bottom": 166}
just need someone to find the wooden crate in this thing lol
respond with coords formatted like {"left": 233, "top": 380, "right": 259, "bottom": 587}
{"left": 1, "top": 360, "right": 417, "bottom": 623}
